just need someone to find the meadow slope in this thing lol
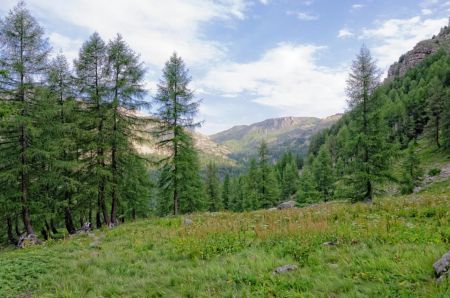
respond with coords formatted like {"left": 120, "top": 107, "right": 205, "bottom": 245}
{"left": 1, "top": 181, "right": 449, "bottom": 298}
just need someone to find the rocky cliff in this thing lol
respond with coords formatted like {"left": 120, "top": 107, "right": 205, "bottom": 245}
{"left": 387, "top": 18, "right": 450, "bottom": 80}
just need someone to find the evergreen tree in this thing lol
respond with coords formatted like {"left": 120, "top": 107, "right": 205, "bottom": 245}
{"left": 0, "top": 2, "right": 50, "bottom": 235}
{"left": 345, "top": 45, "right": 390, "bottom": 202}
{"left": 426, "top": 77, "right": 445, "bottom": 148}
{"left": 257, "top": 141, "right": 280, "bottom": 208}
{"left": 153, "top": 53, "right": 203, "bottom": 215}
{"left": 400, "top": 142, "right": 423, "bottom": 194}
{"left": 443, "top": 89, "right": 450, "bottom": 151}
{"left": 105, "top": 34, "right": 147, "bottom": 225}
{"left": 206, "top": 162, "right": 222, "bottom": 211}
{"left": 242, "top": 158, "right": 260, "bottom": 210}
{"left": 297, "top": 168, "right": 320, "bottom": 205}
{"left": 311, "top": 146, "right": 334, "bottom": 200}
{"left": 222, "top": 174, "right": 231, "bottom": 210}
{"left": 74, "top": 32, "right": 110, "bottom": 227}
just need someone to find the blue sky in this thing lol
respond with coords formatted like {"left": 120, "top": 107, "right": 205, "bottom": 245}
{"left": 1, "top": 0, "right": 449, "bottom": 134}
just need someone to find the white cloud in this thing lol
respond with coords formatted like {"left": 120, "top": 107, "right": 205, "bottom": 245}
{"left": 337, "top": 28, "right": 354, "bottom": 38}
{"left": 199, "top": 43, "right": 347, "bottom": 117}
{"left": 259, "top": 0, "right": 269, "bottom": 5}
{"left": 48, "top": 33, "right": 83, "bottom": 62}
{"left": 3, "top": 0, "right": 249, "bottom": 68}
{"left": 287, "top": 10, "right": 319, "bottom": 21}
{"left": 361, "top": 16, "right": 448, "bottom": 69}
{"left": 421, "top": 8, "right": 433, "bottom": 15}
{"left": 351, "top": 4, "right": 364, "bottom": 10}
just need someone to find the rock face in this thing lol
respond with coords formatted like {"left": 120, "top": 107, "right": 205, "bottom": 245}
{"left": 433, "top": 250, "right": 450, "bottom": 282}
{"left": 387, "top": 20, "right": 450, "bottom": 80}
{"left": 277, "top": 201, "right": 296, "bottom": 210}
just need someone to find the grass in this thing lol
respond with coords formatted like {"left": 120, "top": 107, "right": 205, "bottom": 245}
{"left": 0, "top": 183, "right": 449, "bottom": 297}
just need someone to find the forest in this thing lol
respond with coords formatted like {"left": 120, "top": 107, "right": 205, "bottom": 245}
{"left": 1, "top": 2, "right": 450, "bottom": 246}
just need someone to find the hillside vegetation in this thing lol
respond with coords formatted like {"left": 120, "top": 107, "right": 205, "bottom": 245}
{"left": 0, "top": 181, "right": 449, "bottom": 297}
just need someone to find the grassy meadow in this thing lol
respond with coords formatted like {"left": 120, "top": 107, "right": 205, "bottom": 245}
{"left": 1, "top": 181, "right": 449, "bottom": 298}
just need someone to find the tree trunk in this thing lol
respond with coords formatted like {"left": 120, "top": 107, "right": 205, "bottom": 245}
{"left": 15, "top": 216, "right": 21, "bottom": 237}
{"left": 98, "top": 180, "right": 110, "bottom": 226}
{"left": 64, "top": 206, "right": 76, "bottom": 234}
{"left": 96, "top": 210, "right": 102, "bottom": 229}
{"left": 436, "top": 116, "right": 440, "bottom": 148}
{"left": 132, "top": 208, "right": 136, "bottom": 221}
{"left": 50, "top": 218, "right": 58, "bottom": 234}
{"left": 6, "top": 217, "right": 17, "bottom": 245}
{"left": 22, "top": 206, "right": 34, "bottom": 235}
{"left": 365, "top": 179, "right": 373, "bottom": 202}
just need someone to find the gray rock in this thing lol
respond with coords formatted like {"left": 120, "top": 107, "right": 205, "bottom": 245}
{"left": 182, "top": 218, "right": 193, "bottom": 226}
{"left": 17, "top": 234, "right": 42, "bottom": 248}
{"left": 267, "top": 207, "right": 277, "bottom": 211}
{"left": 277, "top": 201, "right": 296, "bottom": 210}
{"left": 274, "top": 264, "right": 298, "bottom": 274}
{"left": 322, "top": 241, "right": 337, "bottom": 246}
{"left": 433, "top": 250, "right": 450, "bottom": 280}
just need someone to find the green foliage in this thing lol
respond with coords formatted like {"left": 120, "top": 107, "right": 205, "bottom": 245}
{"left": 400, "top": 142, "right": 423, "bottom": 194}
{"left": 428, "top": 168, "right": 441, "bottom": 176}
{"left": 297, "top": 167, "right": 320, "bottom": 205}
{"left": 311, "top": 147, "right": 335, "bottom": 200}
{"left": 206, "top": 162, "right": 222, "bottom": 212}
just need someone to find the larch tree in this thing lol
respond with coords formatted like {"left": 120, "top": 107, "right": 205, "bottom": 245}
{"left": 74, "top": 32, "right": 110, "bottom": 227}
{"left": 0, "top": 1, "right": 50, "bottom": 235}
{"left": 153, "top": 53, "right": 203, "bottom": 215}
{"left": 345, "top": 45, "right": 390, "bottom": 202}
{"left": 105, "top": 34, "right": 147, "bottom": 225}
{"left": 206, "top": 162, "right": 222, "bottom": 212}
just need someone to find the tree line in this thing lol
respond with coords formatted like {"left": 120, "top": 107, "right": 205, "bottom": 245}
{"left": 0, "top": 2, "right": 204, "bottom": 244}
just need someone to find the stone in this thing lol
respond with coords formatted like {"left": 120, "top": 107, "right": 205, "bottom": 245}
{"left": 273, "top": 264, "right": 298, "bottom": 274}
{"left": 17, "top": 234, "right": 42, "bottom": 248}
{"left": 433, "top": 250, "right": 450, "bottom": 281}
{"left": 267, "top": 207, "right": 277, "bottom": 211}
{"left": 322, "top": 241, "right": 337, "bottom": 246}
{"left": 182, "top": 218, "right": 193, "bottom": 225}
{"left": 277, "top": 200, "right": 296, "bottom": 210}
{"left": 78, "top": 222, "right": 92, "bottom": 233}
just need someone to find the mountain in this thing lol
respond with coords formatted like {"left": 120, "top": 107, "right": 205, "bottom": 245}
{"left": 210, "top": 114, "right": 341, "bottom": 161}
{"left": 387, "top": 18, "right": 450, "bottom": 80}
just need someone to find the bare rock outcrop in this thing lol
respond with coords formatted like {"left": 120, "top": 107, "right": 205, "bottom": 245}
{"left": 387, "top": 19, "right": 450, "bottom": 80}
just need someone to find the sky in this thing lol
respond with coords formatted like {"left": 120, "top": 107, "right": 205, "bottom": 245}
{"left": 1, "top": 0, "right": 449, "bottom": 134}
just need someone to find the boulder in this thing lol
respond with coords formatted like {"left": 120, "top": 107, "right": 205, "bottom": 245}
{"left": 277, "top": 201, "right": 296, "bottom": 210}
{"left": 17, "top": 234, "right": 42, "bottom": 248}
{"left": 78, "top": 222, "right": 92, "bottom": 233}
{"left": 182, "top": 218, "right": 193, "bottom": 226}
{"left": 433, "top": 250, "right": 450, "bottom": 282}
{"left": 273, "top": 264, "right": 298, "bottom": 274}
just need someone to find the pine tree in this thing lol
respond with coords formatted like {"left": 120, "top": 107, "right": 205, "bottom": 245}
{"left": 105, "top": 34, "right": 148, "bottom": 225}
{"left": 400, "top": 142, "right": 423, "bottom": 194}
{"left": 345, "top": 45, "right": 391, "bottom": 202}
{"left": 206, "top": 162, "right": 222, "bottom": 211}
{"left": 74, "top": 32, "right": 110, "bottom": 227}
{"left": 443, "top": 89, "right": 450, "bottom": 151}
{"left": 153, "top": 53, "right": 203, "bottom": 215}
{"left": 312, "top": 146, "right": 334, "bottom": 200}
{"left": 0, "top": 1, "right": 50, "bottom": 235}
{"left": 242, "top": 158, "right": 260, "bottom": 210}
{"left": 281, "top": 159, "right": 299, "bottom": 201}
{"left": 297, "top": 167, "right": 320, "bottom": 205}
{"left": 222, "top": 173, "right": 231, "bottom": 210}
{"left": 257, "top": 141, "right": 280, "bottom": 208}
{"left": 426, "top": 77, "right": 445, "bottom": 148}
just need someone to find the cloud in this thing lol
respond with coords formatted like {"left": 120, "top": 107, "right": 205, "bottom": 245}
{"left": 259, "top": 0, "right": 269, "bottom": 5}
{"left": 199, "top": 43, "right": 347, "bottom": 118}
{"left": 2, "top": 0, "right": 249, "bottom": 69}
{"left": 361, "top": 16, "right": 448, "bottom": 69}
{"left": 351, "top": 4, "right": 364, "bottom": 10}
{"left": 287, "top": 10, "right": 319, "bottom": 21}
{"left": 337, "top": 28, "right": 354, "bottom": 38}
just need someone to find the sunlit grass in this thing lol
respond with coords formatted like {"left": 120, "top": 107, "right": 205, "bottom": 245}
{"left": 1, "top": 182, "right": 449, "bottom": 297}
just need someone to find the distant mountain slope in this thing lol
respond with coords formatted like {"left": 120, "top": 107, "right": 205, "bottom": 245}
{"left": 210, "top": 114, "right": 341, "bottom": 161}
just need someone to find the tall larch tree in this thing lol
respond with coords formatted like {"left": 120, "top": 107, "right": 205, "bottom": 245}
{"left": 345, "top": 45, "right": 390, "bottom": 202}
{"left": 74, "top": 32, "right": 110, "bottom": 227}
{"left": 105, "top": 34, "right": 147, "bottom": 225}
{"left": 206, "top": 162, "right": 222, "bottom": 212}
{"left": 153, "top": 53, "right": 203, "bottom": 215}
{"left": 0, "top": 1, "right": 50, "bottom": 235}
